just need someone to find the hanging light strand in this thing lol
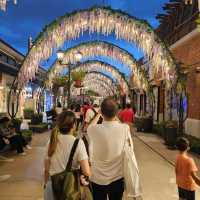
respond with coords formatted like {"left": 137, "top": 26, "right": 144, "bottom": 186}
{"left": 0, "top": 0, "right": 17, "bottom": 11}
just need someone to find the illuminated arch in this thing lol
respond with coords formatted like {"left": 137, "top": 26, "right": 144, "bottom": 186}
{"left": 83, "top": 79, "right": 115, "bottom": 96}
{"left": 84, "top": 72, "right": 117, "bottom": 94}
{"left": 48, "top": 41, "right": 148, "bottom": 90}
{"left": 18, "top": 7, "right": 177, "bottom": 89}
{"left": 47, "top": 60, "right": 129, "bottom": 94}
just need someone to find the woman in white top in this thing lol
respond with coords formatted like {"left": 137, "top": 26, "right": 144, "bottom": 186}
{"left": 44, "top": 111, "right": 91, "bottom": 200}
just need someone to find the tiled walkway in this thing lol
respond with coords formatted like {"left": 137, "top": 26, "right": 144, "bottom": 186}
{"left": 0, "top": 131, "right": 200, "bottom": 199}
{"left": 0, "top": 132, "right": 49, "bottom": 200}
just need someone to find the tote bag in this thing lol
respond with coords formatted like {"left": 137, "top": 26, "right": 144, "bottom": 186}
{"left": 123, "top": 131, "right": 142, "bottom": 200}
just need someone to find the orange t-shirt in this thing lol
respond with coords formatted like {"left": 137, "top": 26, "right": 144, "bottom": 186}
{"left": 175, "top": 154, "right": 198, "bottom": 191}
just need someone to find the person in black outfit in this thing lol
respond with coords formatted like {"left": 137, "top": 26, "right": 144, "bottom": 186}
{"left": 0, "top": 117, "right": 26, "bottom": 155}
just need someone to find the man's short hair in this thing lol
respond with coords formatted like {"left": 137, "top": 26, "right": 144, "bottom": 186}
{"left": 126, "top": 103, "right": 131, "bottom": 108}
{"left": 176, "top": 137, "right": 189, "bottom": 151}
{"left": 101, "top": 98, "right": 118, "bottom": 119}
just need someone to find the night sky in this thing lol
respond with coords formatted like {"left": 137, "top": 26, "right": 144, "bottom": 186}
{"left": 0, "top": 0, "right": 169, "bottom": 74}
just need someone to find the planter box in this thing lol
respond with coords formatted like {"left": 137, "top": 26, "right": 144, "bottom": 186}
{"left": 165, "top": 127, "right": 177, "bottom": 148}
{"left": 135, "top": 117, "right": 153, "bottom": 132}
{"left": 24, "top": 110, "right": 34, "bottom": 119}
{"left": 29, "top": 123, "right": 48, "bottom": 133}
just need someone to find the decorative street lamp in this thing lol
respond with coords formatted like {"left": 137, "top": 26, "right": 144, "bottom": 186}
{"left": 56, "top": 50, "right": 82, "bottom": 107}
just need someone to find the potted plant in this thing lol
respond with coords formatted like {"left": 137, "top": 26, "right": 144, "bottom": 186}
{"left": 135, "top": 114, "right": 153, "bottom": 133}
{"left": 31, "top": 113, "right": 43, "bottom": 125}
{"left": 72, "top": 71, "right": 85, "bottom": 88}
{"left": 24, "top": 108, "right": 34, "bottom": 119}
{"left": 165, "top": 120, "right": 178, "bottom": 148}
{"left": 53, "top": 76, "right": 68, "bottom": 88}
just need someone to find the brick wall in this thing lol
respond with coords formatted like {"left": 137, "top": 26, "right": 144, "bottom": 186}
{"left": 171, "top": 33, "right": 200, "bottom": 120}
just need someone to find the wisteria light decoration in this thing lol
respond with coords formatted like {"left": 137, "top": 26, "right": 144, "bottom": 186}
{"left": 48, "top": 41, "right": 149, "bottom": 91}
{"left": 18, "top": 7, "right": 177, "bottom": 89}
{"left": 84, "top": 73, "right": 117, "bottom": 94}
{"left": 83, "top": 82, "right": 112, "bottom": 97}
{"left": 0, "top": 0, "right": 17, "bottom": 11}
{"left": 83, "top": 79, "right": 115, "bottom": 96}
{"left": 71, "top": 84, "right": 109, "bottom": 97}
{"left": 46, "top": 60, "right": 129, "bottom": 94}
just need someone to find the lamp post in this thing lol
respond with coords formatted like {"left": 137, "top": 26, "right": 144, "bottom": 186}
{"left": 56, "top": 50, "right": 82, "bottom": 108}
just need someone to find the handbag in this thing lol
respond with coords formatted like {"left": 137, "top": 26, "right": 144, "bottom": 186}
{"left": 123, "top": 131, "right": 143, "bottom": 200}
{"left": 51, "top": 139, "right": 93, "bottom": 200}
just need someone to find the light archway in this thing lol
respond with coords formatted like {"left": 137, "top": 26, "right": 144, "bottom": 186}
{"left": 83, "top": 79, "right": 115, "bottom": 96}
{"left": 18, "top": 7, "right": 176, "bottom": 89}
{"left": 46, "top": 60, "right": 129, "bottom": 94}
{"left": 84, "top": 73, "right": 117, "bottom": 94}
{"left": 48, "top": 41, "right": 148, "bottom": 90}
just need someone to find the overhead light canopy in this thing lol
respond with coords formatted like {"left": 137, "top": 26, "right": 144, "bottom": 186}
{"left": 74, "top": 51, "right": 83, "bottom": 61}
{"left": 57, "top": 50, "right": 64, "bottom": 61}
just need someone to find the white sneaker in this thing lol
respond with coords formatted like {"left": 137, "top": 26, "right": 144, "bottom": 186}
{"left": 0, "top": 174, "right": 11, "bottom": 182}
{"left": 25, "top": 145, "right": 32, "bottom": 150}
{"left": 18, "top": 152, "right": 26, "bottom": 156}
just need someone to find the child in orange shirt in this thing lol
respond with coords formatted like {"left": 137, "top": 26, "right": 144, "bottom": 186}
{"left": 175, "top": 137, "right": 200, "bottom": 200}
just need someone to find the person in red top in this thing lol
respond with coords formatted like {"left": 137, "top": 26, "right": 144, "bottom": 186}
{"left": 118, "top": 103, "right": 134, "bottom": 123}
{"left": 118, "top": 103, "right": 134, "bottom": 134}
{"left": 175, "top": 137, "right": 200, "bottom": 200}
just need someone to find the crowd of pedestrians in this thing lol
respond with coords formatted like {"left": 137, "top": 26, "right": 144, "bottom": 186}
{"left": 43, "top": 97, "right": 200, "bottom": 200}
{"left": 44, "top": 98, "right": 140, "bottom": 200}
{"left": 1, "top": 98, "right": 199, "bottom": 200}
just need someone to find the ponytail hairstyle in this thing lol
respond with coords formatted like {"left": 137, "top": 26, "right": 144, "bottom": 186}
{"left": 48, "top": 111, "right": 76, "bottom": 157}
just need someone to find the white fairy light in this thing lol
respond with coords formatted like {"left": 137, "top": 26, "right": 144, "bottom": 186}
{"left": 0, "top": 0, "right": 17, "bottom": 11}
{"left": 18, "top": 8, "right": 176, "bottom": 89}
{"left": 48, "top": 41, "right": 148, "bottom": 91}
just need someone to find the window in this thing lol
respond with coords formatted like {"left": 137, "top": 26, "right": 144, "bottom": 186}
{"left": 0, "top": 52, "right": 8, "bottom": 63}
{"left": 7, "top": 57, "right": 16, "bottom": 66}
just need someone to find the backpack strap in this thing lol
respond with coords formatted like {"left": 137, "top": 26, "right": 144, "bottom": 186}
{"left": 66, "top": 139, "right": 79, "bottom": 171}
{"left": 89, "top": 108, "right": 98, "bottom": 124}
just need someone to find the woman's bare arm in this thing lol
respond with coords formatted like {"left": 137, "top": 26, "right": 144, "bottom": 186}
{"left": 80, "top": 159, "right": 91, "bottom": 177}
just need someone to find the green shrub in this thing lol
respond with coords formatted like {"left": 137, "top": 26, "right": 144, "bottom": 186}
{"left": 11, "top": 118, "right": 22, "bottom": 133}
{"left": 31, "top": 113, "right": 43, "bottom": 125}
{"left": 24, "top": 108, "right": 34, "bottom": 119}
{"left": 29, "top": 123, "right": 48, "bottom": 133}
{"left": 20, "top": 130, "right": 33, "bottom": 137}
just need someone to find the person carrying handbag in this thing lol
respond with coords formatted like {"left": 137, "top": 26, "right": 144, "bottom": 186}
{"left": 87, "top": 98, "right": 142, "bottom": 200}
{"left": 43, "top": 111, "right": 92, "bottom": 200}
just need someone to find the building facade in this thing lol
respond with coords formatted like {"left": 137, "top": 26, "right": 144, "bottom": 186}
{"left": 0, "top": 38, "right": 48, "bottom": 117}
{"left": 132, "top": 0, "right": 200, "bottom": 138}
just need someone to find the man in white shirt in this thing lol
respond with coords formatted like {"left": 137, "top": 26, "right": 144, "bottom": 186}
{"left": 88, "top": 98, "right": 132, "bottom": 200}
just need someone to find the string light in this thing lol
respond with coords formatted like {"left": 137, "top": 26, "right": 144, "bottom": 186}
{"left": 0, "top": 0, "right": 17, "bottom": 11}
{"left": 18, "top": 7, "right": 177, "bottom": 89}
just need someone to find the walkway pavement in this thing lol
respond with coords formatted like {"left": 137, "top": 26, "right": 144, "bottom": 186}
{"left": 135, "top": 132, "right": 200, "bottom": 198}
{"left": 0, "top": 130, "right": 200, "bottom": 199}
{"left": 0, "top": 132, "right": 49, "bottom": 200}
{"left": 136, "top": 132, "right": 200, "bottom": 175}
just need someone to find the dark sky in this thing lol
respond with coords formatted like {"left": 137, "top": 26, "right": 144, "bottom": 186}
{"left": 0, "top": 0, "right": 169, "bottom": 73}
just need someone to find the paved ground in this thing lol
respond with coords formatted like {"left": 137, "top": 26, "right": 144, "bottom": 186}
{"left": 0, "top": 132, "right": 49, "bottom": 200}
{"left": 0, "top": 131, "right": 199, "bottom": 200}
{"left": 135, "top": 132, "right": 200, "bottom": 199}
